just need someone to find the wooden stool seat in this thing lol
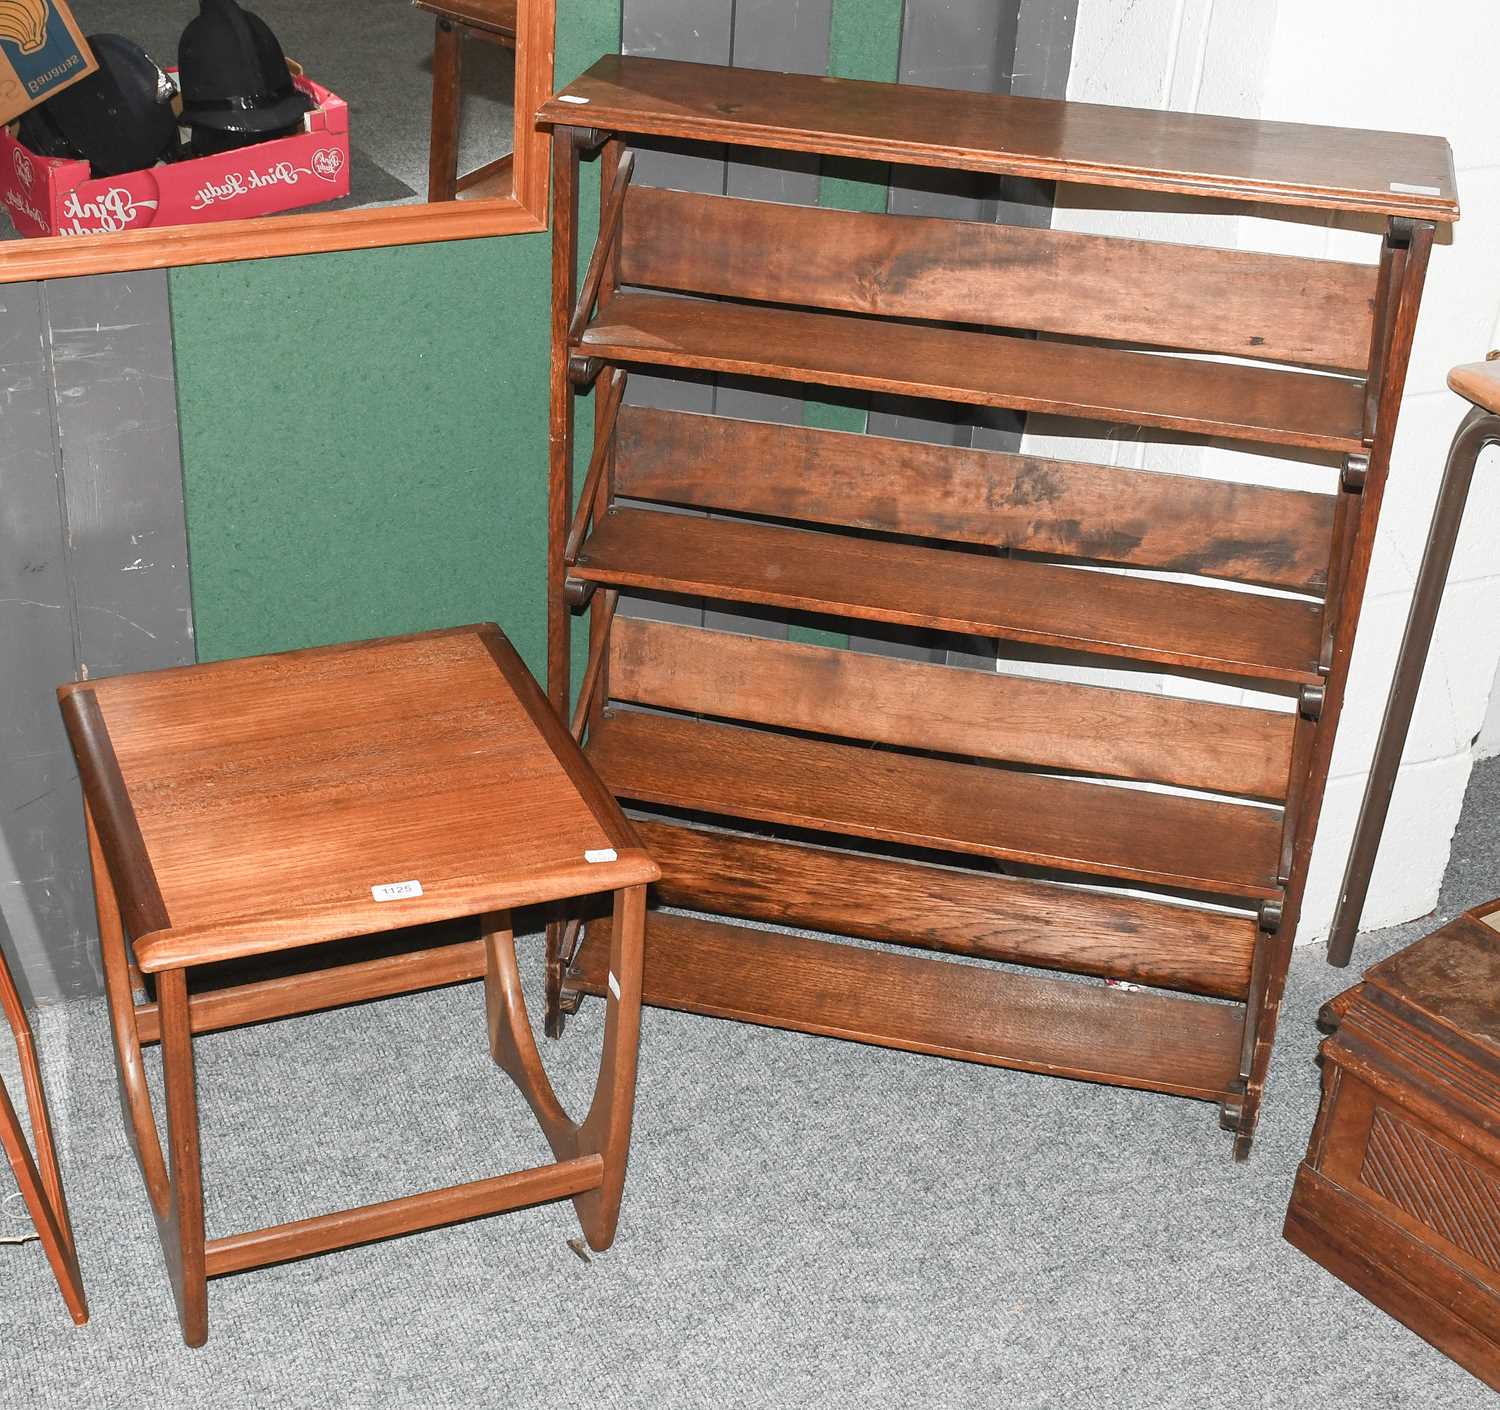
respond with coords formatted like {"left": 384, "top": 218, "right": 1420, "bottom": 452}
{"left": 416, "top": 0, "right": 518, "bottom": 203}
{"left": 60, "top": 624, "right": 657, "bottom": 1345}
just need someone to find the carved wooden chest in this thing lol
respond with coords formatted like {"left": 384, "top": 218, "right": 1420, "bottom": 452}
{"left": 1285, "top": 899, "right": 1500, "bottom": 1390}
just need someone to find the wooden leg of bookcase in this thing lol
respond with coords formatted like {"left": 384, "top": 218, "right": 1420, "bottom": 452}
{"left": 1240, "top": 218, "right": 1436, "bottom": 1158}
{"left": 544, "top": 126, "right": 582, "bottom": 1040}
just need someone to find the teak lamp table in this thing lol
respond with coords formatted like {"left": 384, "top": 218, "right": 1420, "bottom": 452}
{"left": 58, "top": 624, "right": 658, "bottom": 1346}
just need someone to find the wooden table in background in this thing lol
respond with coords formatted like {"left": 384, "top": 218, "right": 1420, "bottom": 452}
{"left": 416, "top": 0, "right": 518, "bottom": 202}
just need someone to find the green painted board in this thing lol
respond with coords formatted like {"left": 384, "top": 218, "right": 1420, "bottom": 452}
{"left": 171, "top": 0, "right": 623, "bottom": 682}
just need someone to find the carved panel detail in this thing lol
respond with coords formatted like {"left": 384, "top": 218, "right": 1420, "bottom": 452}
{"left": 1362, "top": 1106, "right": 1500, "bottom": 1273}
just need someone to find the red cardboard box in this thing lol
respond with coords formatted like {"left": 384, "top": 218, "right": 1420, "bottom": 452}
{"left": 0, "top": 70, "right": 349, "bottom": 238}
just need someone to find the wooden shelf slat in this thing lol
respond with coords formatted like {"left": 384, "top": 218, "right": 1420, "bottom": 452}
{"left": 579, "top": 293, "right": 1367, "bottom": 453}
{"left": 569, "top": 909, "right": 1246, "bottom": 1102}
{"left": 587, "top": 712, "right": 1285, "bottom": 900}
{"left": 615, "top": 405, "right": 1338, "bottom": 594}
{"left": 635, "top": 820, "right": 1257, "bottom": 1000}
{"left": 540, "top": 56, "right": 1458, "bottom": 223}
{"left": 611, "top": 617, "right": 1296, "bottom": 800}
{"left": 574, "top": 508, "right": 1324, "bottom": 685}
{"left": 621, "top": 186, "right": 1381, "bottom": 372}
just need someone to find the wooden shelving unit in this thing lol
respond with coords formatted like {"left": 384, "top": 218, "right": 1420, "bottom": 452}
{"left": 537, "top": 56, "right": 1458, "bottom": 1157}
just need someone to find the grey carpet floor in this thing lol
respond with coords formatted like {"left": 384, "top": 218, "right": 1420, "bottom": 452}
{"left": 3, "top": 756, "right": 1499, "bottom": 1407}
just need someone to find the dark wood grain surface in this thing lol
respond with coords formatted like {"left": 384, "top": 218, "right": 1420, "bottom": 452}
{"left": 621, "top": 185, "right": 1379, "bottom": 371}
{"left": 539, "top": 56, "right": 1458, "bottom": 221}
{"left": 610, "top": 617, "right": 1295, "bottom": 799}
{"left": 571, "top": 909, "right": 1245, "bottom": 1100}
{"left": 575, "top": 507, "right": 1325, "bottom": 684}
{"left": 580, "top": 292, "right": 1368, "bottom": 452}
{"left": 633, "top": 820, "right": 1257, "bottom": 1000}
{"left": 60, "top": 626, "right": 656, "bottom": 972}
{"left": 587, "top": 710, "right": 1284, "bottom": 898}
{"left": 615, "top": 405, "right": 1338, "bottom": 593}
{"left": 1363, "top": 900, "right": 1500, "bottom": 1061}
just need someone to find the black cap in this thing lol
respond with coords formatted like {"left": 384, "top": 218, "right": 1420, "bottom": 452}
{"left": 34, "top": 34, "right": 178, "bottom": 178}
{"left": 178, "top": 0, "right": 312, "bottom": 142}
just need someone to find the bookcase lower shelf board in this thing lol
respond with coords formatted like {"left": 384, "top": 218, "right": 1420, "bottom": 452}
{"left": 538, "top": 55, "right": 1456, "bottom": 1157}
{"left": 569, "top": 909, "right": 1245, "bottom": 1103}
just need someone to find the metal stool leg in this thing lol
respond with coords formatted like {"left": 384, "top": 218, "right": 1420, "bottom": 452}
{"left": 1328, "top": 403, "right": 1500, "bottom": 966}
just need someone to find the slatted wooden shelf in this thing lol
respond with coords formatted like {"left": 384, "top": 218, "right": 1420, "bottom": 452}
{"left": 616, "top": 406, "right": 1339, "bottom": 594}
{"left": 577, "top": 293, "right": 1368, "bottom": 453}
{"left": 569, "top": 910, "right": 1245, "bottom": 1102}
{"left": 611, "top": 618, "right": 1296, "bottom": 801}
{"left": 573, "top": 508, "right": 1324, "bottom": 685}
{"left": 620, "top": 187, "right": 1382, "bottom": 373}
{"left": 632, "top": 820, "right": 1259, "bottom": 1001}
{"left": 541, "top": 56, "right": 1453, "bottom": 1153}
{"left": 539, "top": 55, "right": 1459, "bottom": 222}
{"left": 587, "top": 711, "right": 1284, "bottom": 899}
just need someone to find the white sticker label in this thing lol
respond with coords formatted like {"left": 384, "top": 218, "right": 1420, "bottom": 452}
{"left": 584, "top": 848, "right": 618, "bottom": 864}
{"left": 608, "top": 971, "right": 622, "bottom": 1001}
{"left": 371, "top": 879, "right": 424, "bottom": 902}
{"left": 558, "top": 94, "right": 591, "bottom": 105}
{"left": 1389, "top": 181, "right": 1441, "bottom": 196}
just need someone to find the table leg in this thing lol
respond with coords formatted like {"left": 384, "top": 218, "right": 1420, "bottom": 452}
{"left": 484, "top": 885, "right": 647, "bottom": 1250}
{"left": 0, "top": 1071, "right": 87, "bottom": 1323}
{"left": 572, "top": 883, "right": 645, "bottom": 1250}
{"left": 428, "top": 18, "right": 464, "bottom": 202}
{"left": 159, "top": 967, "right": 208, "bottom": 1347}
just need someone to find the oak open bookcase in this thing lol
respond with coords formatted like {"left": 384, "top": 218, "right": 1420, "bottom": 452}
{"left": 537, "top": 57, "right": 1458, "bottom": 1157}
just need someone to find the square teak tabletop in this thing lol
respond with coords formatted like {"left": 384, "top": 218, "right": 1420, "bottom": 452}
{"left": 58, "top": 624, "right": 658, "bottom": 1346}
{"left": 62, "top": 623, "right": 656, "bottom": 973}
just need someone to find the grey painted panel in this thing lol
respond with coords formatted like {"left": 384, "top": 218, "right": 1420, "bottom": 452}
{"left": 0, "top": 271, "right": 194, "bottom": 1005}
{"left": 887, "top": 0, "right": 1018, "bottom": 224}
{"left": 0, "top": 279, "right": 44, "bottom": 363}
{"left": 1013, "top": 0, "right": 1078, "bottom": 100}
{"left": 1, "top": 283, "right": 74, "bottom": 1007}
{"left": 0, "top": 754, "right": 97, "bottom": 1004}
{"left": 1, "top": 385, "right": 74, "bottom": 749}
{"left": 622, "top": 0, "right": 732, "bottom": 194}
{"left": 725, "top": 0, "right": 830, "bottom": 206}
{"left": 44, "top": 275, "right": 195, "bottom": 680}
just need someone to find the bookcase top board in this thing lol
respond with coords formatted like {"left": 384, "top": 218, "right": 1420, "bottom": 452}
{"left": 539, "top": 56, "right": 1458, "bottom": 223}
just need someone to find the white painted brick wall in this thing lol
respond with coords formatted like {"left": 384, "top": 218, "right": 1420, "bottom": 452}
{"left": 1029, "top": 0, "right": 1500, "bottom": 942}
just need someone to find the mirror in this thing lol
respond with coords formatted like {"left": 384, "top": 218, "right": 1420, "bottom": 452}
{"left": 0, "top": 0, "right": 554, "bottom": 282}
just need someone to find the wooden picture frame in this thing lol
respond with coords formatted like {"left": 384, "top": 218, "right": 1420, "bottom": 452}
{"left": 0, "top": 0, "right": 555, "bottom": 286}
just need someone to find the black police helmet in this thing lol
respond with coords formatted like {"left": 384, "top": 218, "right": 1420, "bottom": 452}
{"left": 33, "top": 34, "right": 178, "bottom": 178}
{"left": 16, "top": 102, "right": 78, "bottom": 163}
{"left": 179, "top": 0, "right": 312, "bottom": 155}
